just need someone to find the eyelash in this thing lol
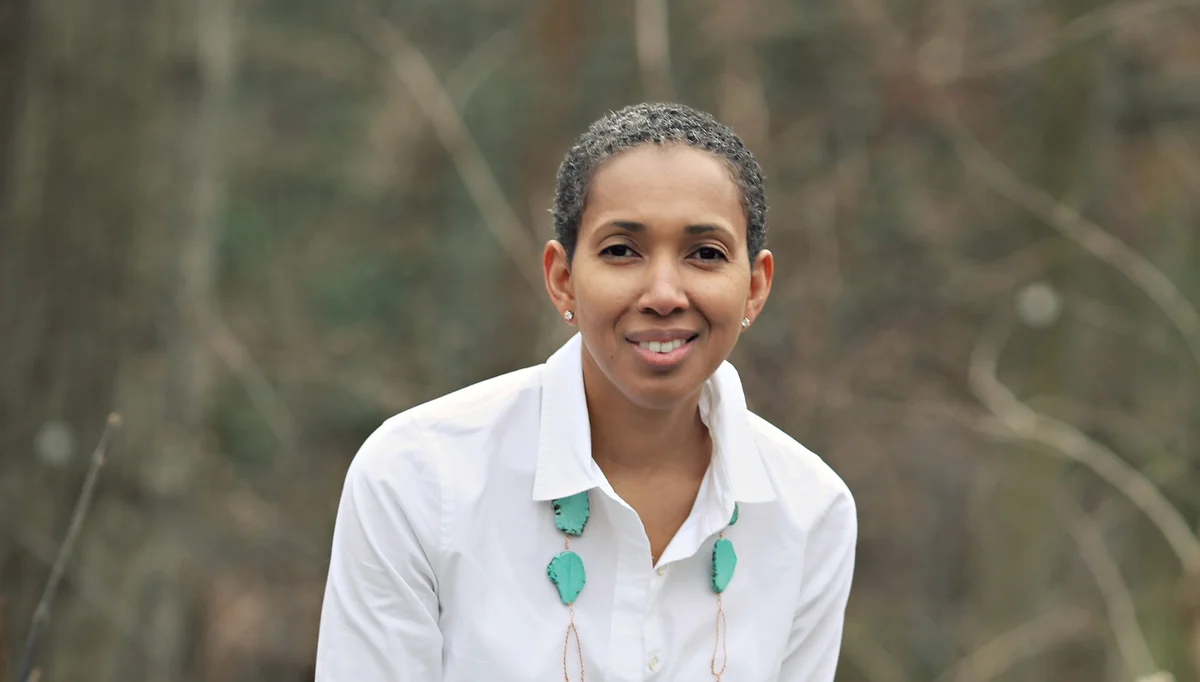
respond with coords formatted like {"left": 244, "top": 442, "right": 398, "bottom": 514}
{"left": 598, "top": 244, "right": 729, "bottom": 262}
{"left": 600, "top": 244, "right": 637, "bottom": 258}
{"left": 693, "top": 246, "right": 728, "bottom": 262}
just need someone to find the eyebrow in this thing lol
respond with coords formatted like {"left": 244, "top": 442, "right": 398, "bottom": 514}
{"left": 609, "top": 220, "right": 645, "bottom": 232}
{"left": 606, "top": 220, "right": 735, "bottom": 239}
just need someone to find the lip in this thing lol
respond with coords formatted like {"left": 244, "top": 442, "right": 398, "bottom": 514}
{"left": 627, "top": 334, "right": 698, "bottom": 369}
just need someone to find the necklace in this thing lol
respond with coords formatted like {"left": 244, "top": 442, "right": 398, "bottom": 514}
{"left": 547, "top": 491, "right": 739, "bottom": 681}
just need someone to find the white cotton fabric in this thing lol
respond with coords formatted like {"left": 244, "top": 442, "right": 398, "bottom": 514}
{"left": 315, "top": 333, "right": 857, "bottom": 682}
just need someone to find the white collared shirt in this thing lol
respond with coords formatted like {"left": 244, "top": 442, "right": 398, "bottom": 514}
{"left": 315, "top": 334, "right": 857, "bottom": 682}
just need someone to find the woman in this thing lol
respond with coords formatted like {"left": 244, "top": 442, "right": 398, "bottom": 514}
{"left": 315, "top": 102, "right": 857, "bottom": 682}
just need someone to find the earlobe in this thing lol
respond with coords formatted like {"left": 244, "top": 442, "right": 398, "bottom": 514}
{"left": 543, "top": 240, "right": 575, "bottom": 318}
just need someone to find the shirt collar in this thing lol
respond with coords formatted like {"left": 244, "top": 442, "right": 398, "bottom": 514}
{"left": 532, "top": 333, "right": 776, "bottom": 505}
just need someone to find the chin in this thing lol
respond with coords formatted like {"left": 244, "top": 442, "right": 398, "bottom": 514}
{"left": 617, "top": 374, "right": 705, "bottom": 411}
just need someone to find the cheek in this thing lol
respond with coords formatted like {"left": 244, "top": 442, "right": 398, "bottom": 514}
{"left": 692, "top": 275, "right": 751, "bottom": 320}
{"left": 573, "top": 270, "right": 634, "bottom": 316}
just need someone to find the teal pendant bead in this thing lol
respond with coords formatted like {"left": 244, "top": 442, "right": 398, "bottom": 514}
{"left": 711, "top": 538, "right": 737, "bottom": 593}
{"left": 729, "top": 503, "right": 739, "bottom": 526}
{"left": 547, "top": 550, "right": 587, "bottom": 604}
{"left": 552, "top": 492, "right": 590, "bottom": 536}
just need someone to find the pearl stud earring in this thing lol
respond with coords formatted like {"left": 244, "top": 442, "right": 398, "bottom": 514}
{"left": 741, "top": 317, "right": 750, "bottom": 328}
{"left": 564, "top": 311, "right": 574, "bottom": 322}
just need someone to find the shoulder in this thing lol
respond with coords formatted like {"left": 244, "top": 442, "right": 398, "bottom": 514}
{"left": 745, "top": 411, "right": 855, "bottom": 531}
{"left": 347, "top": 364, "right": 545, "bottom": 486}
{"left": 401, "top": 365, "right": 544, "bottom": 431}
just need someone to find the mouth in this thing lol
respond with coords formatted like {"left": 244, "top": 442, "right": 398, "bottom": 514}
{"left": 633, "top": 336, "right": 696, "bottom": 353}
{"left": 626, "top": 333, "right": 700, "bottom": 368}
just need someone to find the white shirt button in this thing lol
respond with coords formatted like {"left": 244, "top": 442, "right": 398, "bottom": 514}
{"left": 656, "top": 566, "right": 666, "bottom": 576}
{"left": 648, "top": 656, "right": 660, "bottom": 672}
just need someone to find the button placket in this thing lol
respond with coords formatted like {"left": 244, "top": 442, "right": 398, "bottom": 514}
{"left": 643, "top": 565, "right": 667, "bottom": 678}
{"left": 608, "top": 498, "right": 655, "bottom": 682}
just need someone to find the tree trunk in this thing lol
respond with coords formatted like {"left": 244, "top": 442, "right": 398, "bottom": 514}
{"left": 0, "top": 0, "right": 234, "bottom": 678}
{"left": 0, "top": 0, "right": 32, "bottom": 207}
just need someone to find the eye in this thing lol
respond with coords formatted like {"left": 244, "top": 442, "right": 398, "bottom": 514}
{"left": 692, "top": 246, "right": 729, "bottom": 262}
{"left": 600, "top": 244, "right": 638, "bottom": 259}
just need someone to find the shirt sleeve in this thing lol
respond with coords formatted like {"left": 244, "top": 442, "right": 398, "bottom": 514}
{"left": 315, "top": 417, "right": 444, "bottom": 682}
{"left": 777, "top": 488, "right": 858, "bottom": 681}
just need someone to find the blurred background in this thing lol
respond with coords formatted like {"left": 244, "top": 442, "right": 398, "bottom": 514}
{"left": 1, "top": 0, "right": 1199, "bottom": 680}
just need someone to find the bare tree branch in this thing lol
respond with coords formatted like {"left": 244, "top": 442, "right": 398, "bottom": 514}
{"left": 1, "top": 597, "right": 10, "bottom": 682}
{"left": 969, "top": 0, "right": 1200, "bottom": 75}
{"left": 1027, "top": 395, "right": 1180, "bottom": 473}
{"left": 1, "top": 521, "right": 145, "bottom": 650}
{"left": 17, "top": 414, "right": 120, "bottom": 682}
{"left": 840, "top": 394, "right": 1005, "bottom": 437}
{"left": 932, "top": 607, "right": 1093, "bottom": 682}
{"left": 186, "top": 0, "right": 301, "bottom": 463}
{"left": 942, "top": 109, "right": 1200, "bottom": 378}
{"left": 357, "top": 17, "right": 545, "bottom": 297}
{"left": 199, "top": 305, "right": 300, "bottom": 455}
{"left": 445, "top": 25, "right": 522, "bottom": 110}
{"left": 1060, "top": 498, "right": 1161, "bottom": 679}
{"left": 968, "top": 313, "right": 1200, "bottom": 572}
{"left": 634, "top": 0, "right": 674, "bottom": 100}
{"left": 938, "top": 237, "right": 1077, "bottom": 303}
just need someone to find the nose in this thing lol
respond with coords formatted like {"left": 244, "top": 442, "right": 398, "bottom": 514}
{"left": 636, "top": 259, "right": 688, "bottom": 317}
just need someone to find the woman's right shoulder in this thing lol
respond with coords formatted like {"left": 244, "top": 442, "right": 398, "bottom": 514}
{"left": 347, "top": 364, "right": 546, "bottom": 481}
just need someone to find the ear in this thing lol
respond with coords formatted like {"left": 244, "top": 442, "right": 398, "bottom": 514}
{"left": 743, "top": 249, "right": 774, "bottom": 327}
{"left": 543, "top": 240, "right": 576, "bottom": 323}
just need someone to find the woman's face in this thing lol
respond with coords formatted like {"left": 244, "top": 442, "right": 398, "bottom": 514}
{"left": 544, "top": 143, "right": 774, "bottom": 410}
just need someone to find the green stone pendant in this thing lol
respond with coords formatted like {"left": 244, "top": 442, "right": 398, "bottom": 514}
{"left": 552, "top": 492, "right": 590, "bottom": 536}
{"left": 547, "top": 550, "right": 587, "bottom": 604}
{"left": 711, "top": 538, "right": 737, "bottom": 593}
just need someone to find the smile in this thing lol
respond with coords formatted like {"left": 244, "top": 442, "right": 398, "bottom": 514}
{"left": 627, "top": 334, "right": 699, "bottom": 368}
{"left": 636, "top": 339, "right": 688, "bottom": 353}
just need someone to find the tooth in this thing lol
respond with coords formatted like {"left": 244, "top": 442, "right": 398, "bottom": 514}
{"left": 648, "top": 341, "right": 662, "bottom": 352}
{"left": 671, "top": 339, "right": 682, "bottom": 350}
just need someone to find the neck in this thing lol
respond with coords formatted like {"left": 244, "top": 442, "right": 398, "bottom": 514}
{"left": 580, "top": 347, "right": 711, "bottom": 479}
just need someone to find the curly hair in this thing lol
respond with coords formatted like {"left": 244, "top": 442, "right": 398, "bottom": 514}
{"left": 552, "top": 102, "right": 767, "bottom": 263}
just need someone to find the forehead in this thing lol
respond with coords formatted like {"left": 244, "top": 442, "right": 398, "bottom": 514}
{"left": 582, "top": 144, "right": 745, "bottom": 235}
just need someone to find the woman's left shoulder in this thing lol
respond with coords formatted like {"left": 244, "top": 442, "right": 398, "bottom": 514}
{"left": 744, "top": 411, "right": 855, "bottom": 521}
